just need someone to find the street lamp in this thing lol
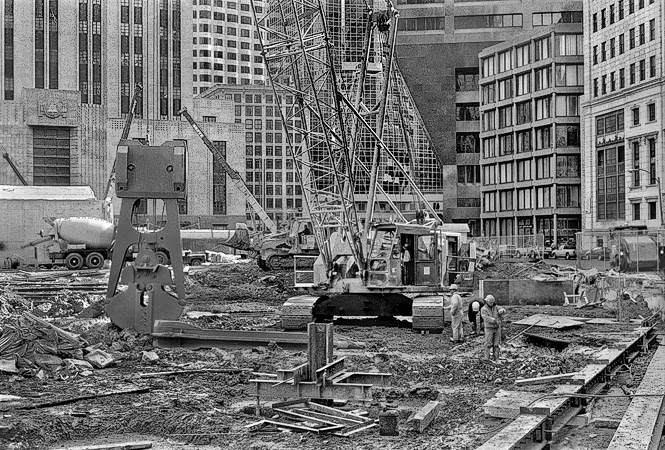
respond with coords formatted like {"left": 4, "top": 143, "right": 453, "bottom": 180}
{"left": 628, "top": 168, "right": 664, "bottom": 227}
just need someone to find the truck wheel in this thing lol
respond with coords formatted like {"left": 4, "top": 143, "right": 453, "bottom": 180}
{"left": 65, "top": 253, "right": 84, "bottom": 270}
{"left": 565, "top": 253, "right": 571, "bottom": 260}
{"left": 85, "top": 252, "right": 105, "bottom": 269}
{"left": 155, "top": 251, "right": 170, "bottom": 265}
{"left": 189, "top": 258, "right": 203, "bottom": 266}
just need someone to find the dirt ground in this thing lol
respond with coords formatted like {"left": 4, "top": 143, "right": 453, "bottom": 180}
{"left": 0, "top": 260, "right": 661, "bottom": 450}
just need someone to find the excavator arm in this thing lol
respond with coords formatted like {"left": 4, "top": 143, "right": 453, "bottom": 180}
{"left": 177, "top": 107, "right": 278, "bottom": 234}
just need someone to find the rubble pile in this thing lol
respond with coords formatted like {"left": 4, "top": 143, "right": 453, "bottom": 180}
{"left": 186, "top": 261, "right": 298, "bottom": 306}
{"left": 0, "top": 312, "right": 96, "bottom": 378}
{"left": 0, "top": 289, "right": 31, "bottom": 318}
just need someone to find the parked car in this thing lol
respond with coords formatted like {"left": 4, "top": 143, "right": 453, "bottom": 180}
{"left": 552, "top": 244, "right": 577, "bottom": 260}
{"left": 583, "top": 247, "right": 611, "bottom": 260}
{"left": 498, "top": 245, "right": 517, "bottom": 258}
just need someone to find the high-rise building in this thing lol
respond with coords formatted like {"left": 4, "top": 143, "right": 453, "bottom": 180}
{"left": 582, "top": 0, "right": 663, "bottom": 230}
{"left": 396, "top": 0, "right": 583, "bottom": 235}
{"left": 0, "top": 0, "right": 246, "bottom": 227}
{"left": 479, "top": 24, "right": 583, "bottom": 245}
{"left": 191, "top": 0, "right": 266, "bottom": 96}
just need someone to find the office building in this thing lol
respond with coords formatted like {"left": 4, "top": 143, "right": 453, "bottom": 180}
{"left": 191, "top": 0, "right": 266, "bottom": 96}
{"left": 0, "top": 0, "right": 246, "bottom": 226}
{"left": 396, "top": 0, "right": 583, "bottom": 235}
{"left": 479, "top": 24, "right": 583, "bottom": 245}
{"left": 582, "top": 0, "right": 663, "bottom": 230}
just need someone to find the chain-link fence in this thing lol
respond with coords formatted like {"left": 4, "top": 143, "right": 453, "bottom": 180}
{"left": 576, "top": 230, "right": 665, "bottom": 272}
{"left": 470, "top": 234, "right": 545, "bottom": 260}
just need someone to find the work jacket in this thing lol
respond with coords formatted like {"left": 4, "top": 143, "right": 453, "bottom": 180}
{"left": 481, "top": 304, "right": 502, "bottom": 329}
{"left": 450, "top": 293, "right": 463, "bottom": 318}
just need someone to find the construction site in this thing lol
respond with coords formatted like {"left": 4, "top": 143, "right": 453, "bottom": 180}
{"left": 0, "top": 0, "right": 664, "bottom": 449}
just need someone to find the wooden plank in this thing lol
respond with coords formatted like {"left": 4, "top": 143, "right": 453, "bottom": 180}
{"left": 277, "top": 362, "right": 309, "bottom": 382}
{"left": 514, "top": 372, "right": 577, "bottom": 386}
{"left": 607, "top": 343, "right": 665, "bottom": 450}
{"left": 292, "top": 408, "right": 364, "bottom": 427}
{"left": 245, "top": 420, "right": 266, "bottom": 432}
{"left": 410, "top": 400, "right": 441, "bottom": 433}
{"left": 260, "top": 419, "right": 320, "bottom": 433}
{"left": 333, "top": 422, "right": 378, "bottom": 437}
{"left": 274, "top": 408, "right": 340, "bottom": 426}
{"left": 513, "top": 314, "right": 584, "bottom": 329}
{"left": 476, "top": 414, "right": 547, "bottom": 450}
{"left": 306, "top": 401, "right": 372, "bottom": 423}
{"left": 66, "top": 442, "right": 152, "bottom": 450}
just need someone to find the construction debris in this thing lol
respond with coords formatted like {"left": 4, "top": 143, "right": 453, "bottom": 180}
{"left": 514, "top": 372, "right": 578, "bottom": 386}
{"left": 409, "top": 400, "right": 441, "bottom": 433}
{"left": 247, "top": 400, "right": 377, "bottom": 436}
{"left": 513, "top": 314, "right": 585, "bottom": 329}
{"left": 65, "top": 442, "right": 152, "bottom": 450}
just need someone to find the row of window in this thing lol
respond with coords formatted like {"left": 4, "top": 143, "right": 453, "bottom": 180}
{"left": 481, "top": 35, "right": 582, "bottom": 78}
{"left": 592, "top": 56, "right": 657, "bottom": 97}
{"left": 483, "top": 96, "right": 581, "bottom": 131}
{"left": 194, "top": 51, "right": 262, "bottom": 63}
{"left": 482, "top": 124, "right": 581, "bottom": 157}
{"left": 483, "top": 185, "right": 580, "bottom": 212}
{"left": 592, "top": 19, "right": 656, "bottom": 65}
{"left": 481, "top": 65, "right": 582, "bottom": 105}
{"left": 194, "top": 27, "right": 254, "bottom": 40}
{"left": 482, "top": 155, "right": 580, "bottom": 185}
{"left": 194, "top": 10, "right": 253, "bottom": 24}
{"left": 195, "top": 42, "right": 262, "bottom": 52}
{"left": 631, "top": 201, "right": 659, "bottom": 221}
{"left": 193, "top": 77, "right": 261, "bottom": 88}
{"left": 193, "top": 0, "right": 260, "bottom": 9}
{"left": 245, "top": 182, "right": 301, "bottom": 197}
{"left": 194, "top": 66, "right": 263, "bottom": 75}
{"left": 630, "top": 137, "right": 657, "bottom": 187}
{"left": 592, "top": 0, "right": 654, "bottom": 33}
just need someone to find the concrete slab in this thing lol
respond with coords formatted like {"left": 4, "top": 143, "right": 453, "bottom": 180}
{"left": 476, "top": 414, "right": 547, "bottom": 450}
{"left": 483, "top": 390, "right": 543, "bottom": 419}
{"left": 607, "top": 343, "right": 665, "bottom": 450}
{"left": 513, "top": 314, "right": 585, "bottom": 329}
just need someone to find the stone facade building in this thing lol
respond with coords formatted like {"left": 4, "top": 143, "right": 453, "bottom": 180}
{"left": 582, "top": 0, "right": 664, "bottom": 230}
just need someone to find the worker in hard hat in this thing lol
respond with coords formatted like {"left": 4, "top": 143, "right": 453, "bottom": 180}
{"left": 444, "top": 284, "right": 464, "bottom": 343}
{"left": 467, "top": 298, "right": 485, "bottom": 335}
{"left": 480, "top": 295, "right": 506, "bottom": 361}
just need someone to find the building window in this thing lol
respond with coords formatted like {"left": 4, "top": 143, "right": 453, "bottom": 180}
{"left": 516, "top": 159, "right": 531, "bottom": 181}
{"left": 556, "top": 155, "right": 580, "bottom": 177}
{"left": 481, "top": 57, "right": 495, "bottom": 78}
{"left": 632, "top": 107, "right": 640, "bottom": 125}
{"left": 455, "top": 14, "right": 523, "bottom": 29}
{"left": 533, "top": 12, "right": 582, "bottom": 27}
{"left": 516, "top": 130, "right": 532, "bottom": 153}
{"left": 4, "top": 0, "right": 15, "bottom": 100}
{"left": 535, "top": 96, "right": 551, "bottom": 120}
{"left": 397, "top": 16, "right": 445, "bottom": 32}
{"left": 649, "top": 138, "right": 656, "bottom": 184}
{"left": 498, "top": 105, "right": 512, "bottom": 128}
{"left": 593, "top": 46, "right": 598, "bottom": 65}
{"left": 650, "top": 56, "right": 656, "bottom": 78}
{"left": 619, "top": 34, "right": 625, "bottom": 54}
{"left": 456, "top": 68, "right": 479, "bottom": 91}
{"left": 556, "top": 185, "right": 580, "bottom": 208}
{"left": 535, "top": 67, "right": 551, "bottom": 91}
{"left": 629, "top": 28, "right": 635, "bottom": 49}
{"left": 515, "top": 44, "right": 530, "bottom": 67}
{"left": 639, "top": 23, "right": 645, "bottom": 45}
{"left": 644, "top": 104, "right": 656, "bottom": 124}
{"left": 535, "top": 156, "right": 551, "bottom": 179}
{"left": 535, "top": 126, "right": 551, "bottom": 150}
{"left": 481, "top": 84, "right": 496, "bottom": 105}
{"left": 497, "top": 50, "right": 512, "bottom": 73}
{"left": 596, "top": 145, "right": 626, "bottom": 220}
{"left": 515, "top": 72, "right": 530, "bottom": 96}
{"left": 633, "top": 203, "right": 641, "bottom": 220}
{"left": 498, "top": 162, "right": 513, "bottom": 183}
{"left": 456, "top": 104, "right": 480, "bottom": 121}
{"left": 457, "top": 165, "right": 481, "bottom": 184}
{"left": 536, "top": 186, "right": 552, "bottom": 208}
{"left": 610, "top": 38, "right": 615, "bottom": 58}
{"left": 482, "top": 138, "right": 496, "bottom": 158}
{"left": 517, "top": 188, "right": 532, "bottom": 210}
{"left": 555, "top": 34, "right": 583, "bottom": 56}
{"left": 482, "top": 110, "right": 495, "bottom": 132}
{"left": 619, "top": 0, "right": 625, "bottom": 19}
{"left": 633, "top": 140, "right": 641, "bottom": 186}
{"left": 556, "top": 125, "right": 580, "bottom": 147}
{"left": 555, "top": 65, "right": 583, "bottom": 86}
{"left": 483, "top": 165, "right": 496, "bottom": 185}
{"left": 534, "top": 36, "right": 550, "bottom": 61}
{"left": 556, "top": 95, "right": 580, "bottom": 116}
{"left": 649, "top": 202, "right": 657, "bottom": 220}
{"left": 499, "top": 190, "right": 513, "bottom": 212}
{"left": 456, "top": 133, "right": 479, "bottom": 153}
{"left": 650, "top": 19, "right": 656, "bottom": 41}
{"left": 516, "top": 101, "right": 532, "bottom": 124}
{"left": 601, "top": 42, "right": 606, "bottom": 61}
{"left": 630, "top": 63, "right": 636, "bottom": 84}
{"left": 33, "top": 127, "right": 70, "bottom": 185}
{"left": 498, "top": 134, "right": 513, "bottom": 156}
{"left": 639, "top": 59, "right": 646, "bottom": 81}
{"left": 619, "top": 68, "right": 625, "bottom": 88}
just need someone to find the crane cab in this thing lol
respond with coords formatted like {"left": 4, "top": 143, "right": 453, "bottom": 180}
{"left": 367, "top": 223, "right": 441, "bottom": 288}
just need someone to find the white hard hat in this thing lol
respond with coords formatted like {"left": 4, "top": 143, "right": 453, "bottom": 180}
{"left": 498, "top": 308, "right": 506, "bottom": 314}
{"left": 450, "top": 284, "right": 458, "bottom": 291}
{"left": 485, "top": 294, "right": 495, "bottom": 303}
{"left": 472, "top": 301, "right": 480, "bottom": 312}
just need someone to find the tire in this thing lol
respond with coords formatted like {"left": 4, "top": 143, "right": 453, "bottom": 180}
{"left": 565, "top": 253, "right": 571, "bottom": 260}
{"left": 189, "top": 258, "right": 203, "bottom": 266}
{"left": 85, "top": 252, "right": 105, "bottom": 269}
{"left": 155, "top": 251, "right": 170, "bottom": 265}
{"left": 553, "top": 253, "right": 557, "bottom": 259}
{"left": 65, "top": 253, "right": 84, "bottom": 270}
{"left": 515, "top": 251, "right": 522, "bottom": 258}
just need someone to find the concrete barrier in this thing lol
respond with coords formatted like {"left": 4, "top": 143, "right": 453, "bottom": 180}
{"left": 479, "top": 279, "right": 574, "bottom": 306}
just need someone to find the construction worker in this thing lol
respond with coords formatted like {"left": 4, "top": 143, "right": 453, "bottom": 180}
{"left": 445, "top": 284, "right": 464, "bottom": 343}
{"left": 401, "top": 242, "right": 412, "bottom": 284}
{"left": 481, "top": 295, "right": 505, "bottom": 361}
{"left": 468, "top": 298, "right": 484, "bottom": 335}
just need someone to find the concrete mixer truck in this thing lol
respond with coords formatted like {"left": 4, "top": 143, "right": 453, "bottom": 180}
{"left": 22, "top": 217, "right": 115, "bottom": 270}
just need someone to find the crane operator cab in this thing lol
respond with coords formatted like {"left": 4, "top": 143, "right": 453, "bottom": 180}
{"left": 367, "top": 223, "right": 441, "bottom": 288}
